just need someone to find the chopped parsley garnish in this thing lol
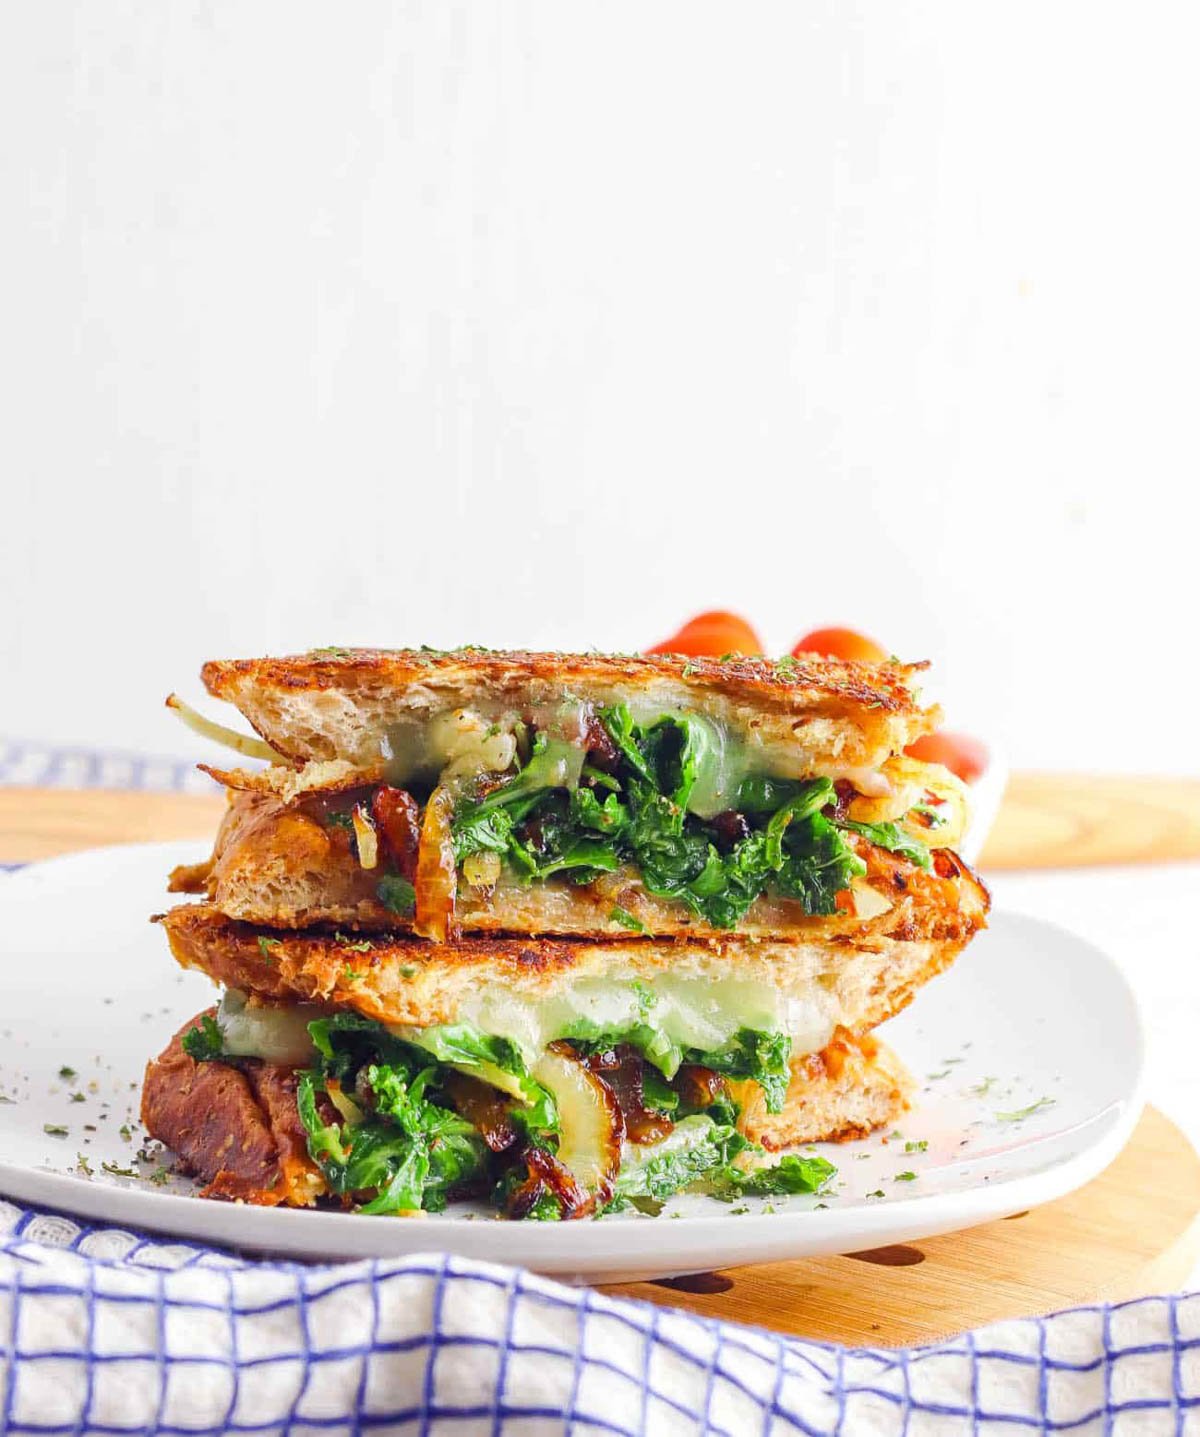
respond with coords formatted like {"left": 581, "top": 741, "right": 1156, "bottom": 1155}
{"left": 333, "top": 933, "right": 373, "bottom": 953}
{"left": 609, "top": 905, "right": 648, "bottom": 933}
{"left": 180, "top": 1014, "right": 224, "bottom": 1063}
{"left": 58, "top": 1066, "right": 76, "bottom": 1080}
{"left": 894, "top": 1171, "right": 917, "bottom": 1182}
{"left": 43, "top": 1124, "right": 68, "bottom": 1137}
{"left": 377, "top": 875, "right": 416, "bottom": 917}
{"left": 630, "top": 979, "right": 657, "bottom": 1012}
{"left": 257, "top": 936, "right": 281, "bottom": 959}
{"left": 904, "top": 1140, "right": 928, "bottom": 1154}
{"left": 996, "top": 1097, "right": 1056, "bottom": 1122}
{"left": 101, "top": 1161, "right": 138, "bottom": 1179}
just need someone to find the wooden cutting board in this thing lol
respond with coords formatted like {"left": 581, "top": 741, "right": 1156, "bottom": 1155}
{"left": 3, "top": 778, "right": 1199, "bottom": 1346}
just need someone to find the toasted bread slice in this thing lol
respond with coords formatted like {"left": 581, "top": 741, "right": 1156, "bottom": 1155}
{"left": 157, "top": 899, "right": 982, "bottom": 1063}
{"left": 197, "top": 648, "right": 938, "bottom": 775}
{"left": 735, "top": 1030, "right": 913, "bottom": 1149}
{"left": 140, "top": 1013, "right": 326, "bottom": 1206}
{"left": 141, "top": 1011, "right": 910, "bottom": 1208}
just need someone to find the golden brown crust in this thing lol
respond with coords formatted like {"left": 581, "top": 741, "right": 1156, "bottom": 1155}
{"left": 196, "top": 648, "right": 938, "bottom": 769}
{"left": 140, "top": 1014, "right": 325, "bottom": 1206}
{"left": 203, "top": 648, "right": 928, "bottom": 716}
{"left": 157, "top": 894, "right": 985, "bottom": 1053}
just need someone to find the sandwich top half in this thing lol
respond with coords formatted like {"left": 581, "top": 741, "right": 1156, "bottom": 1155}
{"left": 170, "top": 647, "right": 974, "bottom": 941}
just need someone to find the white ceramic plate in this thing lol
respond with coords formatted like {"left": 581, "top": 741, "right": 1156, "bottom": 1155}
{"left": 0, "top": 843, "right": 1142, "bottom": 1283}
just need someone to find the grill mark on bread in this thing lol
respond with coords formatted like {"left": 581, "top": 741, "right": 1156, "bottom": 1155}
{"left": 156, "top": 901, "right": 986, "bottom": 1044}
{"left": 202, "top": 649, "right": 928, "bottom": 713}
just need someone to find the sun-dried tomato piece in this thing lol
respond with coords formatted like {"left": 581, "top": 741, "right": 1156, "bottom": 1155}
{"left": 371, "top": 787, "right": 421, "bottom": 880}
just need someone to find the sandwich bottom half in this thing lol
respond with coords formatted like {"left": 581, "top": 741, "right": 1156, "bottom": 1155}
{"left": 142, "top": 1009, "right": 913, "bottom": 1216}
{"left": 136, "top": 901, "right": 981, "bottom": 1219}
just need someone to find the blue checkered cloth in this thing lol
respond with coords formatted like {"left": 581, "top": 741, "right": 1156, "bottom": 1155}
{"left": 3, "top": 742, "right": 1198, "bottom": 1433}
{"left": 0, "top": 1202, "right": 1197, "bottom": 1434}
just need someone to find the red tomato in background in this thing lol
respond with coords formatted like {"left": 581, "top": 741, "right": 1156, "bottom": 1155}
{"left": 791, "top": 626, "right": 889, "bottom": 664}
{"left": 905, "top": 731, "right": 989, "bottom": 784}
{"left": 646, "top": 610, "right": 764, "bottom": 657}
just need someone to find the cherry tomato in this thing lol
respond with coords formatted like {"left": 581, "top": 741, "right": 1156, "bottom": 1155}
{"left": 905, "top": 731, "right": 989, "bottom": 784}
{"left": 647, "top": 610, "right": 763, "bottom": 657}
{"left": 791, "top": 627, "right": 889, "bottom": 664}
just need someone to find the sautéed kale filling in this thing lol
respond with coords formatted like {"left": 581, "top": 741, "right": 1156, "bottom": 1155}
{"left": 450, "top": 703, "right": 929, "bottom": 927}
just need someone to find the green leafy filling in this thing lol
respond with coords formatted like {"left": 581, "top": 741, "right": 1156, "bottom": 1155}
{"left": 559, "top": 1022, "right": 791, "bottom": 1112}
{"left": 450, "top": 704, "right": 931, "bottom": 927}
{"left": 608, "top": 1116, "right": 836, "bottom": 1213}
{"left": 297, "top": 1063, "right": 487, "bottom": 1215}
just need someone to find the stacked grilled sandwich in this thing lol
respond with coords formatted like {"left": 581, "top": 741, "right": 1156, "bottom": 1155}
{"left": 143, "top": 648, "right": 989, "bottom": 1219}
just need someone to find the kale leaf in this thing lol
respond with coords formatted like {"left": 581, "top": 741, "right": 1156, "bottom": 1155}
{"left": 180, "top": 1013, "right": 224, "bottom": 1062}
{"left": 609, "top": 1116, "right": 837, "bottom": 1212}
{"left": 448, "top": 699, "right": 929, "bottom": 929}
{"left": 688, "top": 1028, "right": 793, "bottom": 1114}
{"left": 609, "top": 1116, "right": 746, "bottom": 1207}
{"left": 559, "top": 1021, "right": 791, "bottom": 1111}
{"left": 570, "top": 787, "right": 629, "bottom": 835}
{"left": 717, "top": 1152, "right": 836, "bottom": 1197}
{"left": 309, "top": 1012, "right": 557, "bottom": 1135}
{"left": 839, "top": 819, "right": 934, "bottom": 870}
{"left": 296, "top": 1064, "right": 486, "bottom": 1214}
{"left": 773, "top": 813, "right": 868, "bottom": 914}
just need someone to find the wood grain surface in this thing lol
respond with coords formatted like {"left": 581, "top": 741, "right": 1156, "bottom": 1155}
{"left": 981, "top": 773, "right": 1200, "bottom": 870}
{"left": 0, "top": 786, "right": 225, "bottom": 863}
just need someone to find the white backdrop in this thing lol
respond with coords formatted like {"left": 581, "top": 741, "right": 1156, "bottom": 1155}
{"left": 3, "top": 3, "right": 1197, "bottom": 770}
